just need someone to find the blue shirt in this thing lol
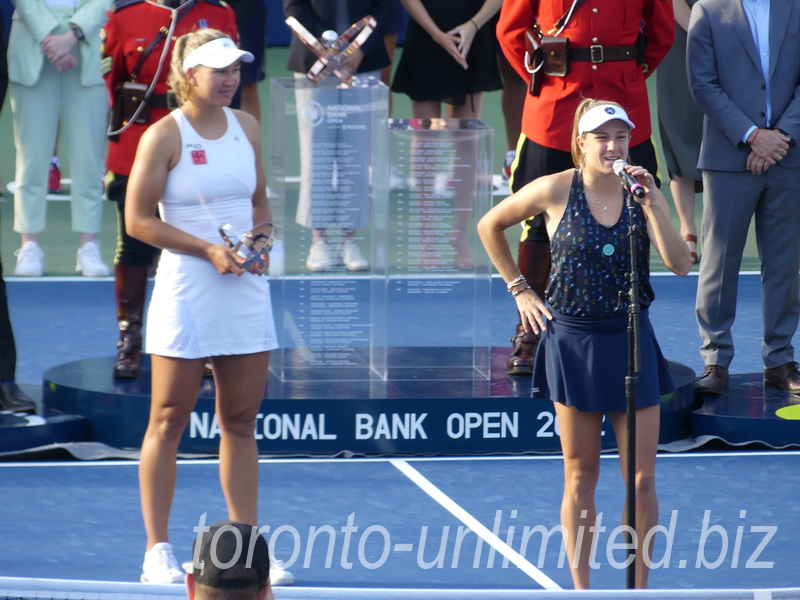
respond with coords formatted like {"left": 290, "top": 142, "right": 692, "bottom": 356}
{"left": 741, "top": 0, "right": 772, "bottom": 142}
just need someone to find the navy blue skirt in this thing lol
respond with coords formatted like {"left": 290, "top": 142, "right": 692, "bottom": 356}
{"left": 531, "top": 309, "right": 675, "bottom": 413}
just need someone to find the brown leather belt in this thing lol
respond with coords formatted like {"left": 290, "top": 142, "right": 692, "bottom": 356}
{"left": 149, "top": 91, "right": 178, "bottom": 110}
{"left": 570, "top": 44, "right": 637, "bottom": 64}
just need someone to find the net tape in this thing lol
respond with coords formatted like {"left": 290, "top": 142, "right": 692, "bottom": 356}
{"left": 2, "top": 578, "right": 800, "bottom": 600}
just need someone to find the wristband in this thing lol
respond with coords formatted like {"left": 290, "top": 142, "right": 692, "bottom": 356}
{"left": 747, "top": 129, "right": 759, "bottom": 145}
{"left": 469, "top": 18, "right": 479, "bottom": 31}
{"left": 506, "top": 274, "right": 526, "bottom": 291}
{"left": 511, "top": 285, "right": 531, "bottom": 297}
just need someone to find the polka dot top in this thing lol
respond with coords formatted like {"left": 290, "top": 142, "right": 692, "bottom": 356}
{"left": 546, "top": 169, "right": 654, "bottom": 318}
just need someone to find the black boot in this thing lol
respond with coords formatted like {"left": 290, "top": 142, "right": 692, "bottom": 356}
{"left": 0, "top": 381, "right": 36, "bottom": 413}
{"left": 113, "top": 264, "right": 149, "bottom": 379}
{"left": 507, "top": 324, "right": 539, "bottom": 376}
{"left": 506, "top": 241, "right": 551, "bottom": 376}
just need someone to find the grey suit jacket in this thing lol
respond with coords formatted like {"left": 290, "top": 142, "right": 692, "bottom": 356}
{"left": 687, "top": 0, "right": 800, "bottom": 171}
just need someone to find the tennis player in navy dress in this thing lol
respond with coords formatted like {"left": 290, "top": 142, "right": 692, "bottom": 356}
{"left": 478, "top": 99, "right": 691, "bottom": 588}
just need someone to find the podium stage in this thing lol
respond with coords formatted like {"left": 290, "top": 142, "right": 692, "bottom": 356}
{"left": 6, "top": 350, "right": 800, "bottom": 456}
{"left": 18, "top": 353, "right": 695, "bottom": 456}
{"left": 693, "top": 373, "right": 800, "bottom": 447}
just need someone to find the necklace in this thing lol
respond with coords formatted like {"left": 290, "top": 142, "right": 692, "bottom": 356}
{"left": 581, "top": 172, "right": 616, "bottom": 212}
{"left": 588, "top": 189, "right": 609, "bottom": 212}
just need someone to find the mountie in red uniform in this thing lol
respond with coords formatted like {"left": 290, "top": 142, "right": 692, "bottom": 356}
{"left": 497, "top": 0, "right": 675, "bottom": 153}
{"left": 101, "top": 0, "right": 238, "bottom": 176}
{"left": 495, "top": 0, "right": 674, "bottom": 377}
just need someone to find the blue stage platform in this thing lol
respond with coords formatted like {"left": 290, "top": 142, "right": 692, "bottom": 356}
{"left": 36, "top": 354, "right": 696, "bottom": 455}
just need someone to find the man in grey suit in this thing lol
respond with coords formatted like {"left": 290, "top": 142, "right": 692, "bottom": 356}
{"left": 688, "top": 0, "right": 800, "bottom": 394}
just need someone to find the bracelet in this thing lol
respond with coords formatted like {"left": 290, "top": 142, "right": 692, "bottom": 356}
{"left": 506, "top": 274, "right": 526, "bottom": 291}
{"left": 511, "top": 285, "right": 531, "bottom": 297}
{"left": 469, "top": 18, "right": 479, "bottom": 31}
{"left": 747, "top": 129, "right": 760, "bottom": 145}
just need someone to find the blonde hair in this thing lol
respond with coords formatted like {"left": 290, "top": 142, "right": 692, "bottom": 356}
{"left": 570, "top": 98, "right": 629, "bottom": 169}
{"left": 168, "top": 28, "right": 229, "bottom": 106}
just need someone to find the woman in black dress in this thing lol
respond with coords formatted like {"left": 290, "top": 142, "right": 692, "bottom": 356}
{"left": 392, "top": 0, "right": 502, "bottom": 119}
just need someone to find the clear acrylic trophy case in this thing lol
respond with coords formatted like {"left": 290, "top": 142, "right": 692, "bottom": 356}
{"left": 270, "top": 78, "right": 491, "bottom": 382}
{"left": 269, "top": 77, "right": 390, "bottom": 381}
{"left": 386, "top": 119, "right": 492, "bottom": 381}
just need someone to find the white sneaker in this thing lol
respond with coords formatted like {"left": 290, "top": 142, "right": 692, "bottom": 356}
{"left": 270, "top": 558, "right": 294, "bottom": 586}
{"left": 14, "top": 241, "right": 44, "bottom": 276}
{"left": 306, "top": 239, "right": 332, "bottom": 271}
{"left": 141, "top": 542, "right": 184, "bottom": 584}
{"left": 340, "top": 239, "right": 369, "bottom": 271}
{"left": 76, "top": 240, "right": 110, "bottom": 277}
{"left": 502, "top": 150, "right": 516, "bottom": 183}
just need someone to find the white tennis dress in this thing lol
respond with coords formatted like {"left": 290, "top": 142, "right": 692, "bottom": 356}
{"left": 144, "top": 107, "right": 279, "bottom": 359}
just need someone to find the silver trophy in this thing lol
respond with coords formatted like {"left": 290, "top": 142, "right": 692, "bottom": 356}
{"left": 218, "top": 221, "right": 277, "bottom": 269}
{"left": 285, "top": 15, "right": 377, "bottom": 86}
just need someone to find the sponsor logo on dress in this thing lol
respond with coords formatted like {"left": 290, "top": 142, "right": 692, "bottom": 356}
{"left": 191, "top": 149, "right": 207, "bottom": 165}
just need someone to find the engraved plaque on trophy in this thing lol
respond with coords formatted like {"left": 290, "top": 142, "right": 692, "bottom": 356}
{"left": 387, "top": 119, "right": 493, "bottom": 380}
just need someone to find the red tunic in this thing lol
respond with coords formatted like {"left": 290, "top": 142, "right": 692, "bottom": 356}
{"left": 497, "top": 0, "right": 674, "bottom": 152}
{"left": 102, "top": 0, "right": 238, "bottom": 176}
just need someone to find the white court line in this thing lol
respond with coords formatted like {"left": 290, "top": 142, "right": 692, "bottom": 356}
{"left": 4, "top": 272, "right": 765, "bottom": 283}
{"left": 4, "top": 276, "right": 115, "bottom": 283}
{"left": 649, "top": 271, "right": 762, "bottom": 277}
{"left": 389, "top": 458, "right": 562, "bottom": 591}
{"left": 0, "top": 450, "right": 798, "bottom": 468}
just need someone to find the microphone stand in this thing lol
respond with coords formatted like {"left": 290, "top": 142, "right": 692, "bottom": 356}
{"left": 622, "top": 187, "right": 642, "bottom": 589}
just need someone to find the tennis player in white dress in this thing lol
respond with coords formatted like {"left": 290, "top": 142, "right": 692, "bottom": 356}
{"left": 125, "top": 30, "right": 283, "bottom": 585}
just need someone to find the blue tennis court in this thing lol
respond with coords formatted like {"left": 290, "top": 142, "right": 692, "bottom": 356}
{"left": 4, "top": 270, "right": 800, "bottom": 597}
{"left": 1, "top": 452, "right": 798, "bottom": 593}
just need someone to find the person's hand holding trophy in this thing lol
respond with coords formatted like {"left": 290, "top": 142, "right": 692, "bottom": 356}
{"left": 218, "top": 222, "right": 277, "bottom": 275}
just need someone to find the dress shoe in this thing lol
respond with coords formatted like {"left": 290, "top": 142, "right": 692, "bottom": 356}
{"left": 0, "top": 381, "right": 36, "bottom": 413}
{"left": 764, "top": 362, "right": 800, "bottom": 394}
{"left": 506, "top": 324, "right": 538, "bottom": 376}
{"left": 695, "top": 365, "right": 729, "bottom": 395}
{"left": 114, "top": 329, "right": 142, "bottom": 379}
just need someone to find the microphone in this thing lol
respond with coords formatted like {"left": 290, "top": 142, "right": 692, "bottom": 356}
{"left": 613, "top": 160, "right": 645, "bottom": 198}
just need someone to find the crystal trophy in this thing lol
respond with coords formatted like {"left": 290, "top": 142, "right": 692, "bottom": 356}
{"left": 285, "top": 15, "right": 377, "bottom": 86}
{"left": 218, "top": 221, "right": 277, "bottom": 268}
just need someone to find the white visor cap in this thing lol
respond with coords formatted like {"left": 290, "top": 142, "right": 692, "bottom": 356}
{"left": 183, "top": 37, "right": 254, "bottom": 72}
{"left": 578, "top": 104, "right": 636, "bottom": 135}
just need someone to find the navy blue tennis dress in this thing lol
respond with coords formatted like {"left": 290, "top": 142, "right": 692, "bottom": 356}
{"left": 531, "top": 170, "right": 674, "bottom": 412}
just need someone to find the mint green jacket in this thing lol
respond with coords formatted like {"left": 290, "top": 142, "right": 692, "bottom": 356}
{"left": 8, "top": 0, "right": 112, "bottom": 87}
